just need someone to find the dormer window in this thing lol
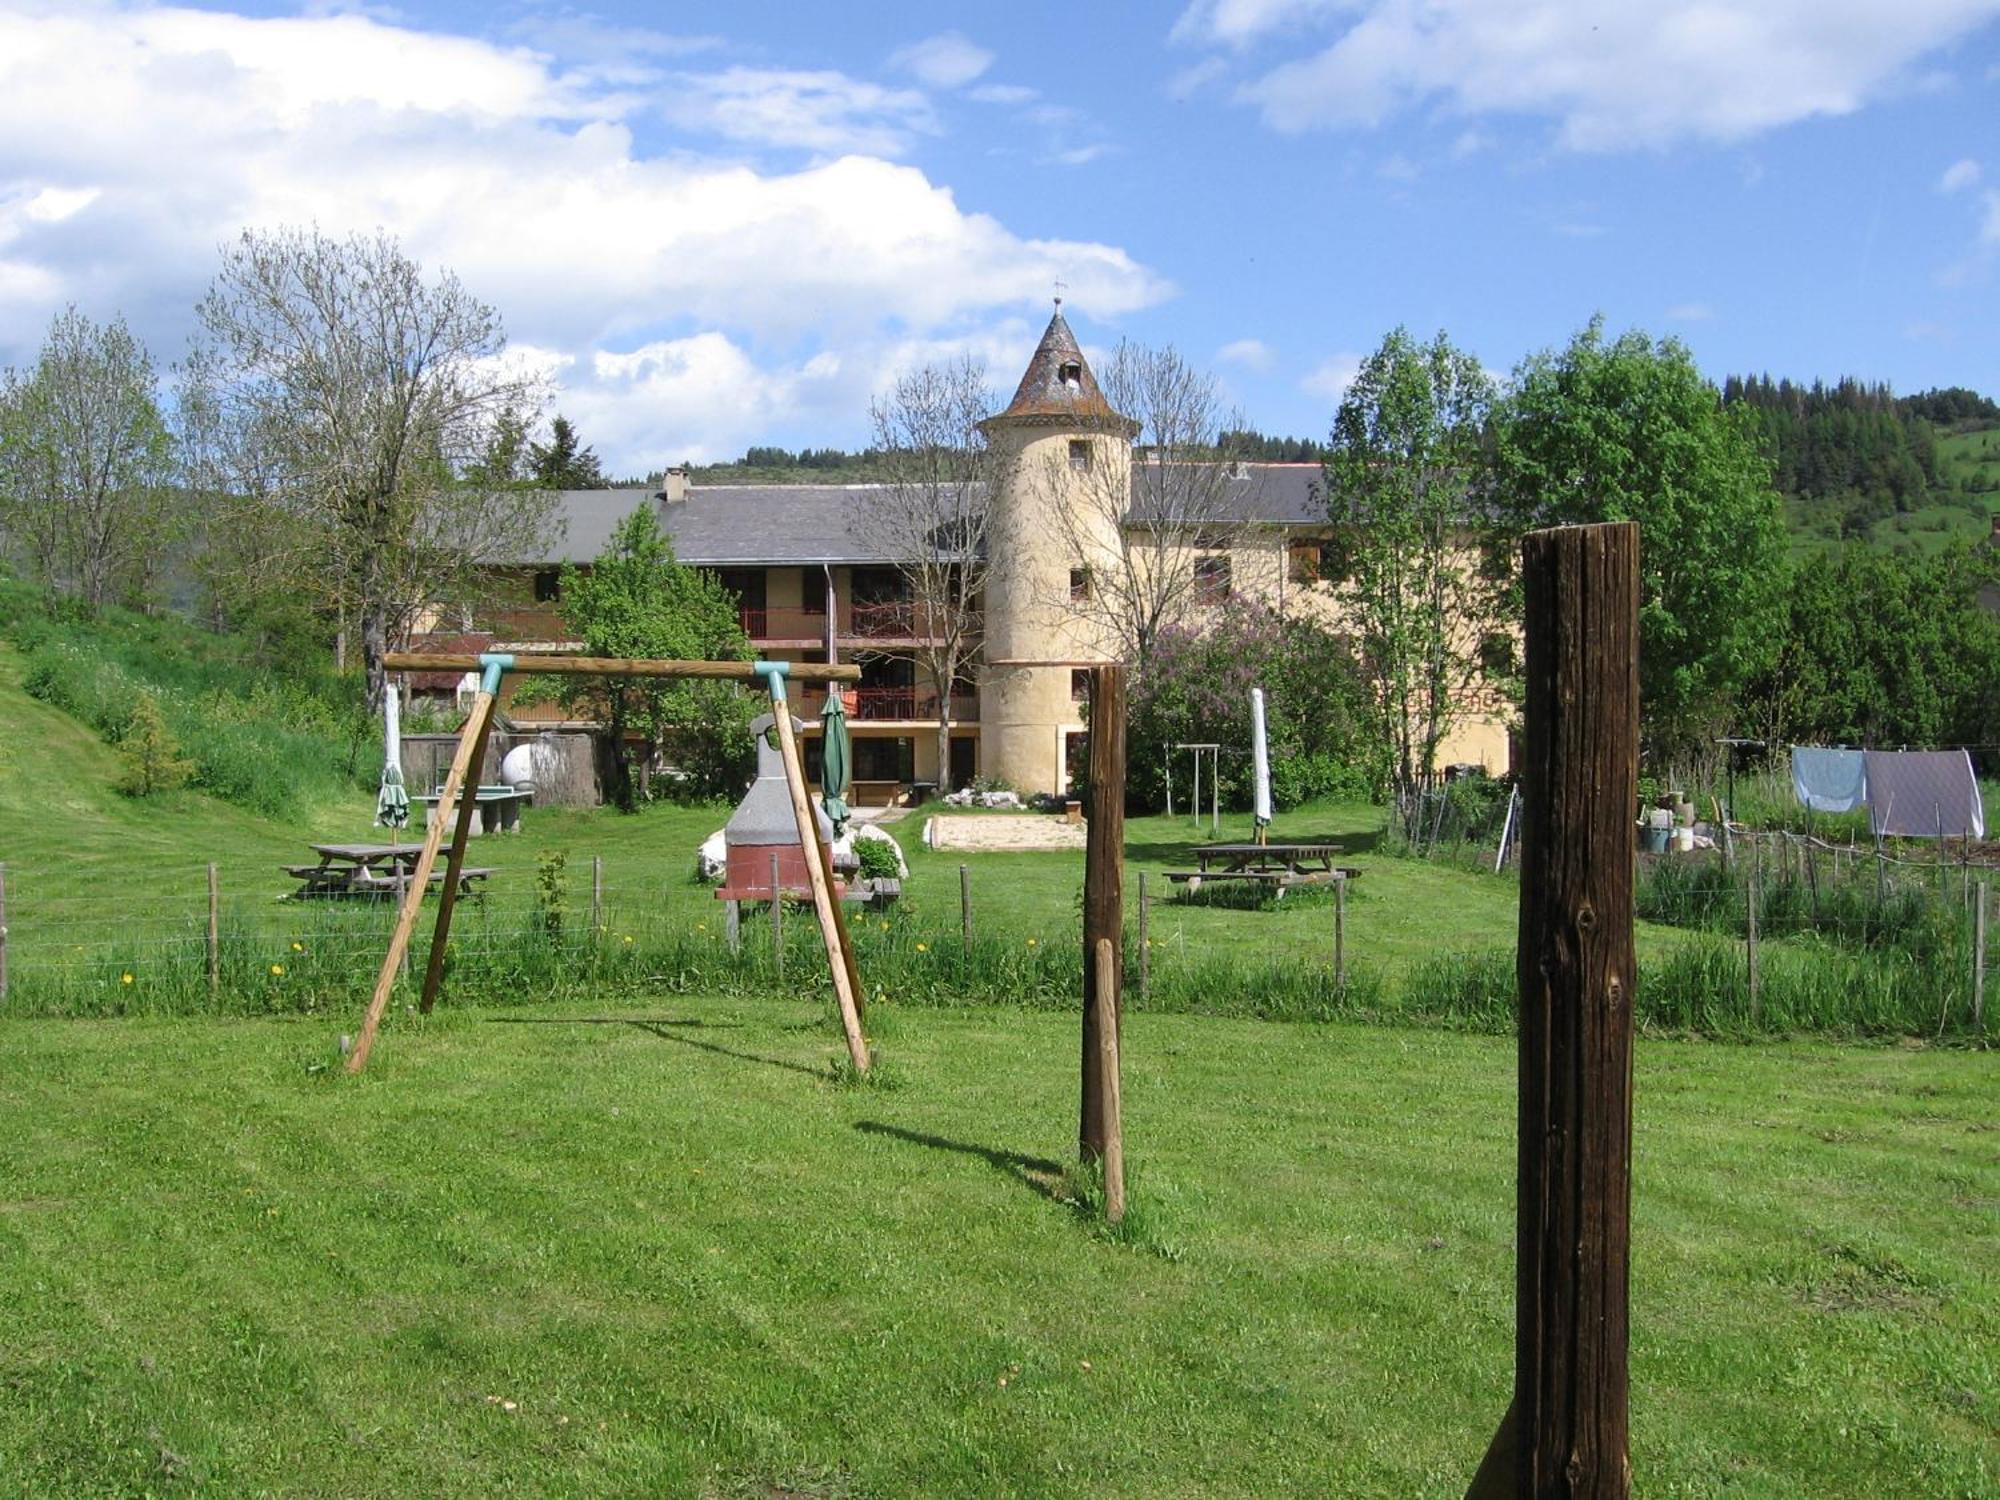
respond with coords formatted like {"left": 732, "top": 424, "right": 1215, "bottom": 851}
{"left": 1059, "top": 360, "right": 1082, "bottom": 388}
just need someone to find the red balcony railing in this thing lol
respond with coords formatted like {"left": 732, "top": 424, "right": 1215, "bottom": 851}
{"left": 737, "top": 606, "right": 828, "bottom": 641}
{"left": 846, "top": 600, "right": 939, "bottom": 639}
{"left": 848, "top": 689, "right": 980, "bottom": 722}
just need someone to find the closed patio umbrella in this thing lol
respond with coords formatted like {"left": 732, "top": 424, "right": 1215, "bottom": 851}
{"left": 375, "top": 684, "right": 410, "bottom": 831}
{"left": 1251, "top": 687, "right": 1273, "bottom": 842}
{"left": 819, "top": 689, "right": 852, "bottom": 835}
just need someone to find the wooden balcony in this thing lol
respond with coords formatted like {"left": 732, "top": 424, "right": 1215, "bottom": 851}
{"left": 846, "top": 688, "right": 980, "bottom": 723}
{"left": 737, "top": 606, "right": 828, "bottom": 643}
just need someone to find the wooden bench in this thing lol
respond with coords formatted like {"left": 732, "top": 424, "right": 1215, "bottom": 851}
{"left": 1164, "top": 867, "right": 1359, "bottom": 898}
{"left": 281, "top": 864, "right": 495, "bottom": 899}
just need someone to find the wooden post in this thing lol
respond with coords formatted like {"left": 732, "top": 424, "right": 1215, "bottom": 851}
{"left": 770, "top": 851, "right": 784, "bottom": 982}
{"left": 725, "top": 898, "right": 741, "bottom": 954}
{"left": 1976, "top": 881, "right": 1988, "bottom": 1033}
{"left": 1334, "top": 873, "right": 1347, "bottom": 988}
{"left": 1093, "top": 936, "right": 1126, "bottom": 1225}
{"left": 347, "top": 687, "right": 496, "bottom": 1073}
{"left": 1081, "top": 664, "right": 1126, "bottom": 1163}
{"left": 0, "top": 862, "right": 8, "bottom": 1004}
{"left": 1747, "top": 839, "right": 1761, "bottom": 1025}
{"left": 1210, "top": 748, "right": 1220, "bottom": 838}
{"left": 418, "top": 692, "right": 500, "bottom": 1014}
{"left": 206, "top": 863, "right": 220, "bottom": 1003}
{"left": 766, "top": 702, "right": 870, "bottom": 1073}
{"left": 1138, "top": 870, "right": 1150, "bottom": 1000}
{"left": 591, "top": 855, "right": 604, "bottom": 936}
{"left": 960, "top": 863, "right": 972, "bottom": 957}
{"left": 1466, "top": 522, "right": 1638, "bottom": 1500}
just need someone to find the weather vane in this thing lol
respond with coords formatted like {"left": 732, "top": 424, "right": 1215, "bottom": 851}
{"left": 1053, "top": 277, "right": 1067, "bottom": 309}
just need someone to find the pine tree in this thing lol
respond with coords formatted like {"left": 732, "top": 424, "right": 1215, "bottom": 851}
{"left": 117, "top": 693, "right": 194, "bottom": 797}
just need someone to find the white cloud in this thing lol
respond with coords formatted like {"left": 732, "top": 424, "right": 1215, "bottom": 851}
{"left": 968, "top": 82, "right": 1037, "bottom": 105}
{"left": 1302, "top": 351, "right": 1364, "bottom": 403}
{"left": 1377, "top": 152, "right": 1420, "bottom": 182}
{"left": 1218, "top": 337, "right": 1274, "bottom": 371}
{"left": 1048, "top": 145, "right": 1114, "bottom": 167}
{"left": 1166, "top": 58, "right": 1230, "bottom": 99}
{"left": 888, "top": 32, "right": 994, "bottom": 90}
{"left": 1190, "top": 1, "right": 2000, "bottom": 150}
{"left": 658, "top": 68, "right": 936, "bottom": 157}
{"left": 1940, "top": 157, "right": 1983, "bottom": 192}
{"left": 0, "top": 3, "right": 1169, "bottom": 471}
{"left": 1665, "top": 302, "right": 1714, "bottom": 322}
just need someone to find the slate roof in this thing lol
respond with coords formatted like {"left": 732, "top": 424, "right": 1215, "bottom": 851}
{"left": 982, "top": 307, "right": 1133, "bottom": 432}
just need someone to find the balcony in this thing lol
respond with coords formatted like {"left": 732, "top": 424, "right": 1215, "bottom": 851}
{"left": 737, "top": 606, "right": 828, "bottom": 643}
{"left": 846, "top": 600, "right": 945, "bottom": 641}
{"left": 847, "top": 688, "right": 980, "bottom": 723}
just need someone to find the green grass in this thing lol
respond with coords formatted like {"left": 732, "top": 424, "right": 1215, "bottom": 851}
{"left": 0, "top": 998, "right": 1992, "bottom": 1496}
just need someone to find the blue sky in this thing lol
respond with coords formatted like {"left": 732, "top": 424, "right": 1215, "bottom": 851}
{"left": 1, "top": 0, "right": 1997, "bottom": 470}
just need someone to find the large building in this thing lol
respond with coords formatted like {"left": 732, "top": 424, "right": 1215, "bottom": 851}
{"left": 430, "top": 308, "right": 1507, "bottom": 801}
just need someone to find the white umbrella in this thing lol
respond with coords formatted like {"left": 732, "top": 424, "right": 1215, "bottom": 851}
{"left": 375, "top": 684, "right": 409, "bottom": 830}
{"left": 1251, "top": 687, "right": 1272, "bottom": 839}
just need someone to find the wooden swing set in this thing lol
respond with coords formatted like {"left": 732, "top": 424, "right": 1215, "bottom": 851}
{"left": 345, "top": 651, "right": 869, "bottom": 1076}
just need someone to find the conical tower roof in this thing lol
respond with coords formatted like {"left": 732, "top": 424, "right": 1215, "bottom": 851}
{"left": 981, "top": 306, "right": 1137, "bottom": 435}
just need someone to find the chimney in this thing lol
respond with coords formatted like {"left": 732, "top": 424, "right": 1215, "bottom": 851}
{"left": 657, "top": 466, "right": 690, "bottom": 505}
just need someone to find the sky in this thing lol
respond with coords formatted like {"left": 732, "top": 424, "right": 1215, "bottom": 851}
{"left": 1, "top": 0, "right": 1997, "bottom": 473}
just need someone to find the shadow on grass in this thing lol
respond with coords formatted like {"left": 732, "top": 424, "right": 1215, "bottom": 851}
{"left": 853, "top": 1120, "right": 1069, "bottom": 1205}
{"left": 1123, "top": 828, "right": 1384, "bottom": 864}
{"left": 484, "top": 1014, "right": 824, "bottom": 1080}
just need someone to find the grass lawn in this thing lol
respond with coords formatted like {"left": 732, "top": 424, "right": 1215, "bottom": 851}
{"left": 1, "top": 998, "right": 1993, "bottom": 1496}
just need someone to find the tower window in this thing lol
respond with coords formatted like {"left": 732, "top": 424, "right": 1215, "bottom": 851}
{"left": 1059, "top": 361, "right": 1082, "bottom": 387}
{"left": 532, "top": 569, "right": 561, "bottom": 602}
{"left": 1068, "top": 439, "right": 1091, "bottom": 471}
{"left": 1071, "top": 669, "right": 1091, "bottom": 701}
{"left": 1069, "top": 567, "right": 1091, "bottom": 602}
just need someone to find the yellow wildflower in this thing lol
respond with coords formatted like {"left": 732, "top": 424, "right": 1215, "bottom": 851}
{"left": 915, "top": 942, "right": 928, "bottom": 952}
{"left": 291, "top": 941, "right": 304, "bottom": 952}
{"left": 120, "top": 972, "right": 134, "bottom": 985}
{"left": 270, "top": 964, "right": 284, "bottom": 977}
{"left": 1026, "top": 937, "right": 1038, "bottom": 948}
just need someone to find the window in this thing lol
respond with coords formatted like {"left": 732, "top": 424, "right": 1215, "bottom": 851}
{"left": 532, "top": 569, "right": 561, "bottom": 603}
{"left": 853, "top": 736, "right": 915, "bottom": 783}
{"left": 1071, "top": 668, "right": 1091, "bottom": 702}
{"left": 1068, "top": 439, "right": 1091, "bottom": 471}
{"left": 801, "top": 568, "right": 826, "bottom": 615}
{"left": 1059, "top": 361, "right": 1082, "bottom": 387}
{"left": 1069, "top": 566, "right": 1091, "bottom": 602}
{"left": 1194, "top": 555, "right": 1231, "bottom": 606}
{"left": 1288, "top": 541, "right": 1323, "bottom": 584}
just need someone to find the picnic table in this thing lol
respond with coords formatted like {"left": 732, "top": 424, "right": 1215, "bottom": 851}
{"left": 282, "top": 843, "right": 495, "bottom": 900}
{"left": 1165, "top": 840, "right": 1360, "bottom": 897}
{"left": 414, "top": 784, "right": 530, "bottom": 835}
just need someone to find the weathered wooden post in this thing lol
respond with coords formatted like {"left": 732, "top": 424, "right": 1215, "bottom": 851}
{"left": 1093, "top": 937, "right": 1126, "bottom": 1225}
{"left": 1081, "top": 664, "right": 1126, "bottom": 1164}
{"left": 1466, "top": 521, "right": 1639, "bottom": 1500}
{"left": 1137, "top": 870, "right": 1150, "bottom": 1000}
{"left": 1334, "top": 873, "right": 1347, "bottom": 988}
{"left": 207, "top": 863, "right": 220, "bottom": 1002}
{"left": 770, "top": 850, "right": 784, "bottom": 982}
{"left": 960, "top": 863, "right": 972, "bottom": 957}
{"left": 1747, "top": 839, "right": 1761, "bottom": 1025}
{"left": 591, "top": 854, "right": 604, "bottom": 936}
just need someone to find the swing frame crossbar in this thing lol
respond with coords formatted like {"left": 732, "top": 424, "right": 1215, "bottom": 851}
{"left": 345, "top": 651, "right": 868, "bottom": 1076}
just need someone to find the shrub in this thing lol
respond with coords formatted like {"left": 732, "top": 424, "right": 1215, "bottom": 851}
{"left": 854, "top": 838, "right": 901, "bottom": 880}
{"left": 116, "top": 693, "right": 194, "bottom": 796}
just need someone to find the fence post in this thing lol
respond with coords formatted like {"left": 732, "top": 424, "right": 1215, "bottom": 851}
{"left": 0, "top": 862, "right": 8, "bottom": 1004}
{"left": 1975, "top": 882, "right": 1988, "bottom": 1033}
{"left": 1747, "top": 839, "right": 1761, "bottom": 1026}
{"left": 960, "top": 863, "right": 972, "bottom": 957}
{"left": 1465, "top": 522, "right": 1638, "bottom": 1500}
{"left": 207, "top": 863, "right": 220, "bottom": 1003}
{"left": 591, "top": 855, "right": 604, "bottom": 937}
{"left": 1334, "top": 873, "right": 1347, "bottom": 988}
{"left": 1138, "top": 870, "right": 1150, "bottom": 1000}
{"left": 770, "top": 851, "right": 784, "bottom": 983}
{"left": 1092, "top": 937, "right": 1126, "bottom": 1226}
{"left": 1081, "top": 664, "right": 1126, "bottom": 1164}
{"left": 725, "top": 898, "right": 741, "bottom": 955}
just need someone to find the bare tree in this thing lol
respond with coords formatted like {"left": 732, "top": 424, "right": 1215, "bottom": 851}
{"left": 0, "top": 307, "right": 175, "bottom": 613}
{"left": 860, "top": 355, "right": 1000, "bottom": 794}
{"left": 1037, "top": 340, "right": 1251, "bottom": 667}
{"left": 193, "top": 227, "right": 552, "bottom": 710}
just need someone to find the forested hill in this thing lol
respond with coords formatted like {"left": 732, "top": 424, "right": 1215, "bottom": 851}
{"left": 1721, "top": 375, "right": 2000, "bottom": 549}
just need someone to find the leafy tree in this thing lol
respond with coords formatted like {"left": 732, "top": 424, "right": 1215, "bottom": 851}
{"left": 1127, "top": 600, "right": 1371, "bottom": 813}
{"left": 116, "top": 692, "right": 193, "bottom": 796}
{"left": 192, "top": 227, "right": 554, "bottom": 712}
{"left": 552, "top": 504, "right": 754, "bottom": 809}
{"left": 529, "top": 415, "right": 607, "bottom": 489}
{"left": 1324, "top": 327, "right": 1502, "bottom": 820}
{"left": 1491, "top": 319, "right": 1786, "bottom": 762}
{"left": 860, "top": 355, "right": 996, "bottom": 793}
{"left": 0, "top": 307, "right": 175, "bottom": 613}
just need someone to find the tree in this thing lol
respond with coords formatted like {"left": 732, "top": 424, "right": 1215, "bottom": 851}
{"left": 529, "top": 415, "right": 607, "bottom": 489}
{"left": 1042, "top": 341, "right": 1250, "bottom": 668}
{"left": 1324, "top": 327, "right": 1502, "bottom": 821}
{"left": 861, "top": 355, "right": 998, "bottom": 794}
{"left": 0, "top": 307, "right": 175, "bottom": 613}
{"left": 551, "top": 504, "right": 754, "bottom": 810}
{"left": 193, "top": 227, "right": 554, "bottom": 711}
{"left": 116, "top": 693, "right": 194, "bottom": 797}
{"left": 1491, "top": 318, "right": 1786, "bottom": 762}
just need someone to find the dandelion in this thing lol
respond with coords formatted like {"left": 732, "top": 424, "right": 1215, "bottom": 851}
{"left": 915, "top": 942, "right": 928, "bottom": 952}
{"left": 120, "top": 972, "right": 134, "bottom": 985}
{"left": 1027, "top": 937, "right": 1039, "bottom": 948}
{"left": 290, "top": 941, "right": 304, "bottom": 952}
{"left": 697, "top": 923, "right": 707, "bottom": 933}
{"left": 270, "top": 964, "right": 284, "bottom": 977}
{"left": 622, "top": 934, "right": 634, "bottom": 945}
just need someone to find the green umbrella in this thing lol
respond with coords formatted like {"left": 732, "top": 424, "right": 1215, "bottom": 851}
{"left": 375, "top": 684, "right": 410, "bottom": 831}
{"left": 819, "top": 690, "right": 851, "bottom": 835}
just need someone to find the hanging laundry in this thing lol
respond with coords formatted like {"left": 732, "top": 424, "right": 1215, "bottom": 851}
{"left": 1862, "top": 749, "right": 1986, "bottom": 839}
{"left": 1790, "top": 746, "right": 1867, "bottom": 814}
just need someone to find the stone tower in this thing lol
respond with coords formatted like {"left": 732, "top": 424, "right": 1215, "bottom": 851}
{"left": 978, "top": 306, "right": 1137, "bottom": 795}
